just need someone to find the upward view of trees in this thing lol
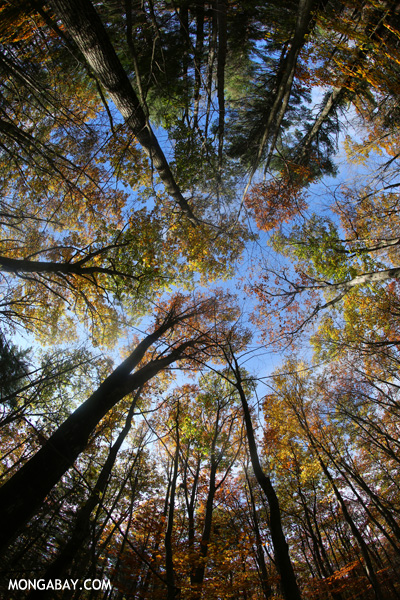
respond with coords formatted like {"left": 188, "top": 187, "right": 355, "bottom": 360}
{"left": 1, "top": 0, "right": 400, "bottom": 598}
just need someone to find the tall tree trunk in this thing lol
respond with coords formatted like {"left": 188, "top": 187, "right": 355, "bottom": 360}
{"left": 190, "top": 455, "right": 217, "bottom": 598}
{"left": 193, "top": 1, "right": 205, "bottom": 130}
{"left": 27, "top": 392, "right": 141, "bottom": 599}
{"left": 298, "top": 489, "right": 345, "bottom": 600}
{"left": 0, "top": 309, "right": 202, "bottom": 553}
{"left": 244, "top": 0, "right": 315, "bottom": 192}
{"left": 125, "top": 0, "right": 148, "bottom": 111}
{"left": 138, "top": 475, "right": 172, "bottom": 599}
{"left": 204, "top": 1, "right": 217, "bottom": 142}
{"left": 49, "top": 0, "right": 197, "bottom": 223}
{"left": 245, "top": 468, "right": 273, "bottom": 599}
{"left": 299, "top": 423, "right": 384, "bottom": 600}
{"left": 293, "top": 87, "right": 345, "bottom": 165}
{"left": 287, "top": 394, "right": 383, "bottom": 599}
{"left": 165, "top": 404, "right": 181, "bottom": 600}
{"left": 216, "top": 0, "right": 227, "bottom": 170}
{"left": 183, "top": 455, "right": 201, "bottom": 578}
{"left": 318, "top": 457, "right": 383, "bottom": 600}
{"left": 228, "top": 355, "right": 302, "bottom": 600}
{"left": 0, "top": 255, "right": 137, "bottom": 280}
{"left": 327, "top": 451, "right": 400, "bottom": 556}
{"left": 179, "top": 0, "right": 189, "bottom": 117}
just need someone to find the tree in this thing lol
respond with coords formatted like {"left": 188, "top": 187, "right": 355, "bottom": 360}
{"left": 0, "top": 292, "right": 240, "bottom": 554}
{"left": 221, "top": 347, "right": 303, "bottom": 600}
{"left": 48, "top": 0, "right": 197, "bottom": 223}
{"left": 0, "top": 332, "right": 29, "bottom": 405}
{"left": 3, "top": 0, "right": 400, "bottom": 596}
{"left": 250, "top": 201, "right": 400, "bottom": 351}
{"left": 266, "top": 358, "right": 400, "bottom": 599}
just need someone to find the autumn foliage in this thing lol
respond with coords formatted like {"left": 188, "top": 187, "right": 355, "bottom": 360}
{"left": 245, "top": 171, "right": 309, "bottom": 232}
{"left": 1, "top": 0, "right": 400, "bottom": 599}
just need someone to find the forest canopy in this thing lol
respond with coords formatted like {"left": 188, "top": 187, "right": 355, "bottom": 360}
{"left": 1, "top": 0, "right": 400, "bottom": 598}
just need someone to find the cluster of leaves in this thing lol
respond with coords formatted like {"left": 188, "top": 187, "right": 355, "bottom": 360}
{"left": 245, "top": 170, "right": 309, "bottom": 232}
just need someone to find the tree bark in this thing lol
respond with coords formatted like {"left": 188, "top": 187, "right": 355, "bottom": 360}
{"left": 204, "top": 1, "right": 218, "bottom": 141}
{"left": 165, "top": 404, "right": 181, "bottom": 600}
{"left": 48, "top": 0, "right": 197, "bottom": 223}
{"left": 332, "top": 265, "right": 400, "bottom": 291}
{"left": 27, "top": 391, "right": 141, "bottom": 599}
{"left": 246, "top": 0, "right": 315, "bottom": 188}
{"left": 229, "top": 357, "right": 302, "bottom": 600}
{"left": 193, "top": 1, "right": 205, "bottom": 130}
{"left": 0, "top": 255, "right": 138, "bottom": 280}
{"left": 190, "top": 448, "right": 218, "bottom": 598}
{"left": 0, "top": 310, "right": 202, "bottom": 553}
{"left": 216, "top": 0, "right": 227, "bottom": 168}
{"left": 183, "top": 454, "right": 201, "bottom": 577}
{"left": 293, "top": 87, "right": 345, "bottom": 165}
{"left": 316, "top": 455, "right": 383, "bottom": 600}
{"left": 245, "top": 468, "right": 273, "bottom": 599}
{"left": 282, "top": 264, "right": 400, "bottom": 320}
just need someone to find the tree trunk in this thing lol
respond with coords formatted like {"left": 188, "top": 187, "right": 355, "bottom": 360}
{"left": 0, "top": 255, "right": 137, "bottom": 280}
{"left": 165, "top": 405, "right": 181, "bottom": 600}
{"left": 246, "top": 0, "right": 315, "bottom": 188}
{"left": 245, "top": 468, "right": 273, "bottom": 599}
{"left": 190, "top": 456, "right": 217, "bottom": 598}
{"left": 26, "top": 392, "right": 141, "bottom": 599}
{"left": 193, "top": 1, "right": 205, "bottom": 130}
{"left": 216, "top": 0, "right": 227, "bottom": 169}
{"left": 204, "top": 1, "right": 217, "bottom": 142}
{"left": 0, "top": 311, "right": 200, "bottom": 553}
{"left": 322, "top": 462, "right": 383, "bottom": 599}
{"left": 183, "top": 455, "right": 201, "bottom": 579}
{"left": 294, "top": 87, "right": 345, "bottom": 164}
{"left": 230, "top": 359, "right": 302, "bottom": 600}
{"left": 49, "top": 0, "right": 197, "bottom": 223}
{"left": 306, "top": 437, "right": 384, "bottom": 600}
